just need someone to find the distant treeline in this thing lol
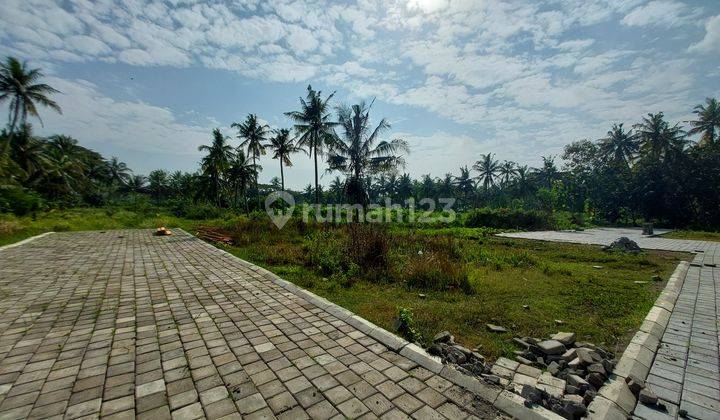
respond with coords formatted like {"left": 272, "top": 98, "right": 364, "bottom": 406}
{"left": 1, "top": 56, "right": 719, "bottom": 229}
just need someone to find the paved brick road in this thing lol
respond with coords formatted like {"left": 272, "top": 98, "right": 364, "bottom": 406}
{"left": 0, "top": 230, "right": 499, "bottom": 420}
{"left": 500, "top": 228, "right": 720, "bottom": 419}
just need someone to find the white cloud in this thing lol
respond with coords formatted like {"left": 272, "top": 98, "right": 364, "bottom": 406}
{"left": 573, "top": 51, "right": 629, "bottom": 75}
{"left": 0, "top": 0, "right": 716, "bottom": 178}
{"left": 285, "top": 25, "right": 319, "bottom": 53}
{"left": 556, "top": 39, "right": 596, "bottom": 51}
{"left": 118, "top": 49, "right": 155, "bottom": 66}
{"left": 621, "top": 0, "right": 694, "bottom": 27}
{"left": 35, "top": 77, "right": 212, "bottom": 155}
{"left": 406, "top": 0, "right": 450, "bottom": 14}
{"left": 689, "top": 15, "right": 720, "bottom": 53}
{"left": 65, "top": 35, "right": 112, "bottom": 55}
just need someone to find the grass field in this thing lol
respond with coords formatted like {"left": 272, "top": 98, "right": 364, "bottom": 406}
{"left": 0, "top": 208, "right": 687, "bottom": 360}
{"left": 660, "top": 230, "right": 720, "bottom": 242}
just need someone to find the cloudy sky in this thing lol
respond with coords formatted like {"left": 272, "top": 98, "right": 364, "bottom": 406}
{"left": 1, "top": 0, "right": 718, "bottom": 189}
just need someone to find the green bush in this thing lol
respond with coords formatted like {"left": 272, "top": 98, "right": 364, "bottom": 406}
{"left": 463, "top": 207, "right": 554, "bottom": 230}
{"left": 401, "top": 250, "right": 474, "bottom": 294}
{"left": 307, "top": 230, "right": 345, "bottom": 275}
{"left": 0, "top": 186, "right": 44, "bottom": 215}
{"left": 396, "top": 307, "right": 424, "bottom": 344}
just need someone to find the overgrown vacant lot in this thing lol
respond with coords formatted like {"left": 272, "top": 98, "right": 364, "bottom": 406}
{"left": 215, "top": 219, "right": 686, "bottom": 361}
{"left": 0, "top": 208, "right": 687, "bottom": 360}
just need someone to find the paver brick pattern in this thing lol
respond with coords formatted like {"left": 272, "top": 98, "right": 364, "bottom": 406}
{"left": 0, "top": 230, "right": 497, "bottom": 419}
{"left": 501, "top": 228, "right": 720, "bottom": 419}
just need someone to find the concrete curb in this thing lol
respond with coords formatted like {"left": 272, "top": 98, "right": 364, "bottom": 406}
{"left": 586, "top": 261, "right": 690, "bottom": 419}
{"left": 180, "top": 228, "right": 569, "bottom": 419}
{"left": 0, "top": 231, "right": 54, "bottom": 251}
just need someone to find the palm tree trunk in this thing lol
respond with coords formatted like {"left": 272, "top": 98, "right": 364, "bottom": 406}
{"left": 252, "top": 153, "right": 260, "bottom": 209}
{"left": 9, "top": 101, "right": 20, "bottom": 134}
{"left": 280, "top": 160, "right": 285, "bottom": 191}
{"left": 7, "top": 102, "right": 21, "bottom": 145}
{"left": 313, "top": 147, "right": 319, "bottom": 205}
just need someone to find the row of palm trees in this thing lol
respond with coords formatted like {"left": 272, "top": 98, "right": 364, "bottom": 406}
{"left": 2, "top": 53, "right": 719, "bottom": 217}
{"left": 197, "top": 87, "right": 408, "bottom": 208}
{"left": 465, "top": 100, "right": 719, "bottom": 193}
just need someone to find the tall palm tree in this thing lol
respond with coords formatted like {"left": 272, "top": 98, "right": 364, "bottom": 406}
{"left": 226, "top": 150, "right": 259, "bottom": 213}
{"left": 0, "top": 57, "right": 62, "bottom": 134}
{"left": 268, "top": 128, "right": 302, "bottom": 191}
{"left": 0, "top": 129, "right": 22, "bottom": 183}
{"left": 124, "top": 174, "right": 147, "bottom": 204}
{"left": 396, "top": 173, "right": 413, "bottom": 202}
{"left": 514, "top": 165, "right": 531, "bottom": 196}
{"left": 687, "top": 97, "right": 720, "bottom": 146}
{"left": 147, "top": 170, "right": 168, "bottom": 201}
{"left": 329, "top": 176, "right": 345, "bottom": 203}
{"left": 198, "top": 129, "right": 234, "bottom": 206}
{"left": 326, "top": 102, "right": 408, "bottom": 205}
{"left": 440, "top": 173, "right": 455, "bottom": 197}
{"left": 473, "top": 153, "right": 500, "bottom": 190}
{"left": 49, "top": 135, "right": 79, "bottom": 156}
{"left": 126, "top": 174, "right": 147, "bottom": 194}
{"left": 454, "top": 166, "right": 475, "bottom": 208}
{"left": 498, "top": 160, "right": 517, "bottom": 185}
{"left": 41, "top": 147, "right": 84, "bottom": 197}
{"left": 232, "top": 114, "right": 268, "bottom": 206}
{"left": 285, "top": 85, "right": 338, "bottom": 205}
{"left": 535, "top": 156, "right": 559, "bottom": 188}
{"left": 634, "top": 112, "right": 686, "bottom": 160}
{"left": 8, "top": 123, "right": 49, "bottom": 183}
{"left": 598, "top": 123, "right": 638, "bottom": 167}
{"left": 107, "top": 157, "right": 132, "bottom": 186}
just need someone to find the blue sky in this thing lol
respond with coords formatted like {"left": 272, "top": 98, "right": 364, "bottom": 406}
{"left": 1, "top": 0, "right": 719, "bottom": 189}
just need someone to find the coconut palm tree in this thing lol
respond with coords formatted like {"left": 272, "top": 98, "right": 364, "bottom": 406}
{"left": 535, "top": 156, "right": 559, "bottom": 188}
{"left": 473, "top": 153, "right": 500, "bottom": 190}
{"left": 687, "top": 97, "right": 720, "bottom": 146}
{"left": 107, "top": 157, "right": 132, "bottom": 186}
{"left": 126, "top": 174, "right": 147, "bottom": 194}
{"left": 285, "top": 85, "right": 338, "bottom": 205}
{"left": 598, "top": 123, "right": 638, "bottom": 167}
{"left": 454, "top": 166, "right": 475, "bottom": 208}
{"left": 396, "top": 173, "right": 413, "bottom": 202}
{"left": 514, "top": 165, "right": 531, "bottom": 196}
{"left": 147, "top": 170, "right": 168, "bottom": 201}
{"left": 8, "top": 124, "right": 49, "bottom": 182}
{"left": 0, "top": 57, "right": 62, "bottom": 134}
{"left": 0, "top": 129, "right": 22, "bottom": 183}
{"left": 634, "top": 112, "right": 686, "bottom": 160}
{"left": 268, "top": 128, "right": 302, "bottom": 191}
{"left": 41, "top": 147, "right": 85, "bottom": 197}
{"left": 498, "top": 160, "right": 517, "bottom": 185}
{"left": 326, "top": 102, "right": 408, "bottom": 205}
{"left": 49, "top": 135, "right": 79, "bottom": 156}
{"left": 226, "top": 150, "right": 259, "bottom": 213}
{"left": 198, "top": 129, "right": 234, "bottom": 206}
{"left": 232, "top": 114, "right": 268, "bottom": 205}
{"left": 440, "top": 173, "right": 455, "bottom": 197}
{"left": 329, "top": 176, "right": 345, "bottom": 203}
